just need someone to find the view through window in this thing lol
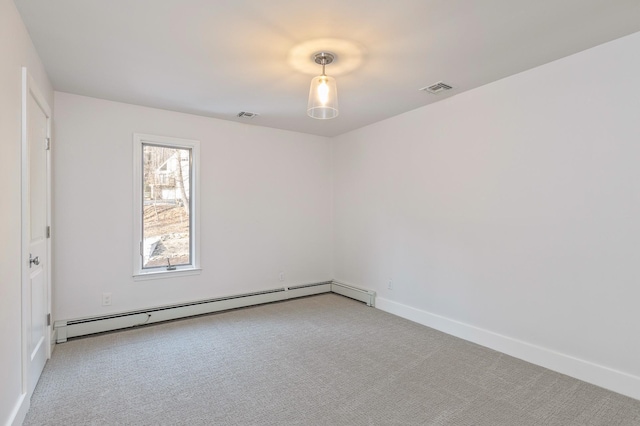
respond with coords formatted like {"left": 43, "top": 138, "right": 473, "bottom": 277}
{"left": 142, "top": 144, "right": 192, "bottom": 269}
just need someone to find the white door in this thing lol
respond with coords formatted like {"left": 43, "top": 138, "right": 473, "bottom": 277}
{"left": 22, "top": 68, "right": 51, "bottom": 399}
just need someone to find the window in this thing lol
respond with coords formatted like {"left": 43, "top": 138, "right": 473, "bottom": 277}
{"left": 133, "top": 134, "right": 200, "bottom": 278}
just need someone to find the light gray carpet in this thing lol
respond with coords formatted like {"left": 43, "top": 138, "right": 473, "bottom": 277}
{"left": 25, "top": 294, "right": 640, "bottom": 425}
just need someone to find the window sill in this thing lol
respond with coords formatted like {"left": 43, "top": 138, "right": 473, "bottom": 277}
{"left": 133, "top": 267, "right": 202, "bottom": 281}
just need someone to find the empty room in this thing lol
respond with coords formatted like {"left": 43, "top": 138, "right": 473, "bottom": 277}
{"left": 2, "top": 0, "right": 640, "bottom": 424}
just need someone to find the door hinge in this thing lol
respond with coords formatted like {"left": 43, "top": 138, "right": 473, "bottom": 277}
{"left": 140, "top": 241, "right": 143, "bottom": 256}
{"left": 45, "top": 137, "right": 51, "bottom": 150}
{"left": 46, "top": 225, "right": 51, "bottom": 238}
{"left": 47, "top": 313, "right": 51, "bottom": 326}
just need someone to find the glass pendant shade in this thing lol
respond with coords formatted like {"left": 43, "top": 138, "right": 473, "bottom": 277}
{"left": 307, "top": 75, "right": 339, "bottom": 119}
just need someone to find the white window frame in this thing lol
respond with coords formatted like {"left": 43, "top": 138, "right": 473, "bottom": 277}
{"left": 133, "top": 133, "right": 201, "bottom": 280}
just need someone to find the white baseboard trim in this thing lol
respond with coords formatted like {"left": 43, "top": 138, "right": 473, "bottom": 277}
{"left": 7, "top": 392, "right": 29, "bottom": 426}
{"left": 376, "top": 296, "right": 640, "bottom": 401}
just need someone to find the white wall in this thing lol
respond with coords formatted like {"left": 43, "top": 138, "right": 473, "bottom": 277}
{"left": 0, "top": 0, "right": 53, "bottom": 424}
{"left": 53, "top": 93, "right": 332, "bottom": 320}
{"left": 332, "top": 31, "right": 640, "bottom": 399}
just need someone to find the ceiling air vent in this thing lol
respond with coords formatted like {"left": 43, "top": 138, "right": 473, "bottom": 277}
{"left": 420, "top": 82, "right": 453, "bottom": 94}
{"left": 237, "top": 111, "right": 259, "bottom": 119}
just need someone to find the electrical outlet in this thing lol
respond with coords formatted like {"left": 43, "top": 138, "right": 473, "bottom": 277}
{"left": 279, "top": 271, "right": 285, "bottom": 282}
{"left": 387, "top": 279, "right": 394, "bottom": 290}
{"left": 102, "top": 292, "right": 112, "bottom": 306}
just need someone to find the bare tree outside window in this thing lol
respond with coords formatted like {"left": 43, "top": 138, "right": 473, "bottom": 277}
{"left": 142, "top": 144, "right": 191, "bottom": 269}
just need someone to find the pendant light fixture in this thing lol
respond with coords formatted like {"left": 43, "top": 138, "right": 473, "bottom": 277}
{"left": 307, "top": 52, "right": 339, "bottom": 119}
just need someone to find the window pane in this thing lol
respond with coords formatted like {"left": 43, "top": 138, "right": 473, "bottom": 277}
{"left": 142, "top": 144, "right": 191, "bottom": 269}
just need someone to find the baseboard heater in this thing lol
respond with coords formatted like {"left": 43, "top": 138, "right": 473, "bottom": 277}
{"left": 331, "top": 281, "right": 375, "bottom": 307}
{"left": 54, "top": 281, "right": 375, "bottom": 343}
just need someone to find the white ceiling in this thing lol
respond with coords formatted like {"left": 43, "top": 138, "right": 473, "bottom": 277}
{"left": 14, "top": 0, "right": 640, "bottom": 137}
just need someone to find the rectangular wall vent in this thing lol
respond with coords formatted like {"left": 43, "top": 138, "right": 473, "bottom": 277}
{"left": 237, "top": 111, "right": 259, "bottom": 118}
{"left": 420, "top": 82, "right": 454, "bottom": 94}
